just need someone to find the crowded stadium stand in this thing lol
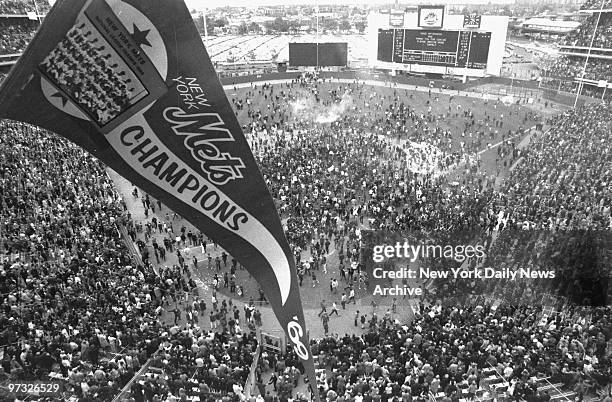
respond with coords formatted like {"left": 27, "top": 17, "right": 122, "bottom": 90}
{"left": 0, "top": 20, "right": 37, "bottom": 55}
{"left": 0, "top": 1, "right": 611, "bottom": 402}
{"left": 541, "top": 0, "right": 612, "bottom": 99}
{"left": 0, "top": 0, "right": 42, "bottom": 70}
{"left": 0, "top": 0, "right": 49, "bottom": 15}
{"left": 0, "top": 18, "right": 37, "bottom": 57}
{"left": 581, "top": 0, "right": 612, "bottom": 11}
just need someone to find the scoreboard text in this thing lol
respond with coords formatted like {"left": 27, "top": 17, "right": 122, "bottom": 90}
{"left": 377, "top": 28, "right": 491, "bottom": 69}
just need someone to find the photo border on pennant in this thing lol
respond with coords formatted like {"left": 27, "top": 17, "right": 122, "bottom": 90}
{"left": 37, "top": 0, "right": 168, "bottom": 133}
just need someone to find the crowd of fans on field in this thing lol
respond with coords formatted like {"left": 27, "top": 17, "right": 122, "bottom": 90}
{"left": 242, "top": 76, "right": 540, "bottom": 247}
{"left": 389, "top": 103, "right": 612, "bottom": 313}
{"left": 491, "top": 102, "right": 611, "bottom": 231}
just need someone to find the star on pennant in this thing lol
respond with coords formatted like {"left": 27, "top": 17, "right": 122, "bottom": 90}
{"left": 131, "top": 24, "right": 152, "bottom": 48}
{"left": 51, "top": 91, "right": 69, "bottom": 107}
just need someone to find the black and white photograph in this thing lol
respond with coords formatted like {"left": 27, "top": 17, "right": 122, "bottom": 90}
{"left": 0, "top": 0, "right": 610, "bottom": 401}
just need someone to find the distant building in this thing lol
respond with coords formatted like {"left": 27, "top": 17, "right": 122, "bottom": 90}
{"left": 518, "top": 18, "right": 581, "bottom": 40}
{"left": 262, "top": 7, "right": 285, "bottom": 18}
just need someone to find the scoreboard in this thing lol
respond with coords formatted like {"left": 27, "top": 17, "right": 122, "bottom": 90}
{"left": 377, "top": 28, "right": 491, "bottom": 69}
{"left": 289, "top": 43, "right": 348, "bottom": 67}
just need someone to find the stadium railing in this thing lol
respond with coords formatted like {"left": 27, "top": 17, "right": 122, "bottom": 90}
{"left": 111, "top": 348, "right": 159, "bottom": 402}
{"left": 0, "top": 53, "right": 20, "bottom": 66}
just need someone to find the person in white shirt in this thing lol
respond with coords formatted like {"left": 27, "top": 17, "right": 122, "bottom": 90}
{"left": 330, "top": 302, "right": 339, "bottom": 316}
